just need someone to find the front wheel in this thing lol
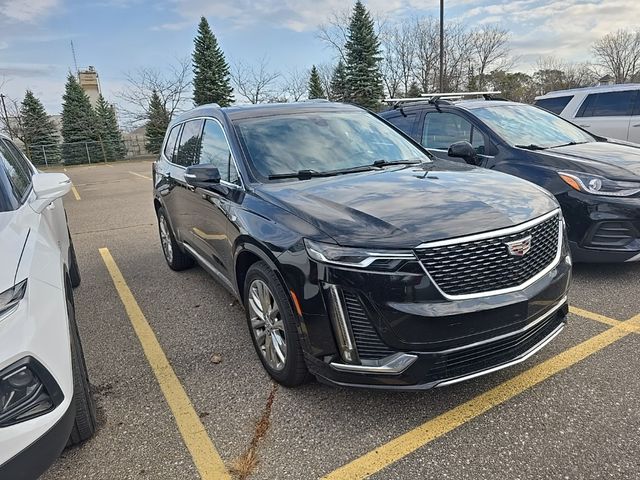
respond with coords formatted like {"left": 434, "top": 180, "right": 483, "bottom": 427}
{"left": 244, "top": 261, "right": 309, "bottom": 387}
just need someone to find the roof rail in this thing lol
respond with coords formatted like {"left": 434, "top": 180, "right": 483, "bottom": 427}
{"left": 383, "top": 91, "right": 503, "bottom": 108}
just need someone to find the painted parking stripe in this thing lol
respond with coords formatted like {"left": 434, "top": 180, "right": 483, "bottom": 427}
{"left": 570, "top": 306, "right": 640, "bottom": 333}
{"left": 71, "top": 185, "right": 81, "bottom": 200}
{"left": 99, "top": 248, "right": 231, "bottom": 480}
{"left": 323, "top": 312, "right": 637, "bottom": 480}
{"left": 129, "top": 171, "right": 152, "bottom": 180}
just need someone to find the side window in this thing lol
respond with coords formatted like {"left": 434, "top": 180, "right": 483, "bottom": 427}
{"left": 163, "top": 125, "right": 181, "bottom": 163}
{"left": 534, "top": 96, "right": 573, "bottom": 115}
{"left": 0, "top": 139, "right": 32, "bottom": 201}
{"left": 199, "top": 119, "right": 240, "bottom": 185}
{"left": 385, "top": 113, "right": 417, "bottom": 137}
{"left": 175, "top": 120, "right": 204, "bottom": 167}
{"left": 577, "top": 91, "right": 637, "bottom": 117}
{"left": 422, "top": 112, "right": 485, "bottom": 154}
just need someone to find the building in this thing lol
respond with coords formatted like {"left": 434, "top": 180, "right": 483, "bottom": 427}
{"left": 78, "top": 66, "right": 101, "bottom": 106}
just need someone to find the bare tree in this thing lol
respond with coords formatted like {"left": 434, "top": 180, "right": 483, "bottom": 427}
{"left": 412, "top": 16, "right": 439, "bottom": 93}
{"left": 116, "top": 57, "right": 192, "bottom": 126}
{"left": 281, "top": 68, "right": 309, "bottom": 102}
{"left": 380, "top": 22, "right": 416, "bottom": 97}
{"left": 317, "top": 9, "right": 352, "bottom": 62}
{"left": 315, "top": 63, "right": 335, "bottom": 100}
{"left": 534, "top": 56, "right": 599, "bottom": 95}
{"left": 0, "top": 94, "right": 24, "bottom": 143}
{"left": 470, "top": 25, "right": 511, "bottom": 90}
{"left": 231, "top": 57, "right": 281, "bottom": 104}
{"left": 592, "top": 29, "right": 640, "bottom": 83}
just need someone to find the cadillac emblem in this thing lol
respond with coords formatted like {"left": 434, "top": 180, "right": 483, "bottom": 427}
{"left": 505, "top": 236, "right": 532, "bottom": 257}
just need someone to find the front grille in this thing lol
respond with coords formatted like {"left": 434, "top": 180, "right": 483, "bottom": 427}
{"left": 415, "top": 213, "right": 560, "bottom": 297}
{"left": 584, "top": 221, "right": 639, "bottom": 249}
{"left": 342, "top": 291, "right": 395, "bottom": 360}
{"left": 425, "top": 304, "right": 566, "bottom": 384}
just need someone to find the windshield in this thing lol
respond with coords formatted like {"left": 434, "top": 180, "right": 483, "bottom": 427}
{"left": 472, "top": 104, "right": 595, "bottom": 149}
{"left": 234, "top": 111, "right": 430, "bottom": 180}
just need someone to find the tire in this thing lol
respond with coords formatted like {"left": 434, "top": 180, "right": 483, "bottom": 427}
{"left": 157, "top": 207, "right": 194, "bottom": 271}
{"left": 244, "top": 261, "right": 309, "bottom": 387}
{"left": 68, "top": 236, "right": 81, "bottom": 288}
{"left": 67, "top": 293, "right": 97, "bottom": 445}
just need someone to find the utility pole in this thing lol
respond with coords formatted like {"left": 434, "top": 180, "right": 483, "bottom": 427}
{"left": 0, "top": 94, "right": 13, "bottom": 139}
{"left": 439, "top": 0, "right": 444, "bottom": 92}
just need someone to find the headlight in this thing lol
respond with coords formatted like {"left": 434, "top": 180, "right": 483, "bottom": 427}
{"left": 0, "top": 279, "right": 27, "bottom": 318}
{"left": 558, "top": 171, "right": 640, "bottom": 197}
{"left": 304, "top": 239, "right": 415, "bottom": 270}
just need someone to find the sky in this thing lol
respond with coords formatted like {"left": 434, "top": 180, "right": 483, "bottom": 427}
{"left": 1, "top": 0, "right": 639, "bottom": 117}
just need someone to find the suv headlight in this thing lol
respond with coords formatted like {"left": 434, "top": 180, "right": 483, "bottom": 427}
{"left": 0, "top": 279, "right": 27, "bottom": 318}
{"left": 304, "top": 239, "right": 415, "bottom": 270}
{"left": 559, "top": 171, "right": 640, "bottom": 197}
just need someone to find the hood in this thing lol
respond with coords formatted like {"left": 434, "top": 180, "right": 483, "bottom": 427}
{"left": 256, "top": 162, "right": 558, "bottom": 248}
{"left": 544, "top": 141, "right": 640, "bottom": 178}
{"left": 0, "top": 212, "right": 28, "bottom": 290}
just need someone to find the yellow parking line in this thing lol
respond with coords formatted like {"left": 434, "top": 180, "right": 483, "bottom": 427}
{"left": 99, "top": 248, "right": 230, "bottom": 480}
{"left": 71, "top": 185, "right": 81, "bottom": 201}
{"left": 129, "top": 171, "right": 152, "bottom": 180}
{"left": 323, "top": 316, "right": 637, "bottom": 480}
{"left": 570, "top": 306, "right": 640, "bottom": 333}
{"left": 105, "top": 163, "right": 114, "bottom": 168}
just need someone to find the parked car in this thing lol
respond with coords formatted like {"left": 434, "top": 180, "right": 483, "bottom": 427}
{"left": 152, "top": 101, "right": 571, "bottom": 390}
{"left": 534, "top": 83, "right": 640, "bottom": 142}
{"left": 380, "top": 98, "right": 640, "bottom": 263}
{"left": 0, "top": 135, "right": 95, "bottom": 479}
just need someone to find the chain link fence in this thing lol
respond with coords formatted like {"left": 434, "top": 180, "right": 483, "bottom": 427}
{"left": 25, "top": 138, "right": 152, "bottom": 166}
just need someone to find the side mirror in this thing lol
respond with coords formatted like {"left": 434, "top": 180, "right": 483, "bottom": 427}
{"left": 184, "top": 164, "right": 221, "bottom": 189}
{"left": 448, "top": 141, "right": 479, "bottom": 165}
{"left": 30, "top": 173, "right": 72, "bottom": 214}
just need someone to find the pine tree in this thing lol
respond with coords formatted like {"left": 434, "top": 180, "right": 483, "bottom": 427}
{"left": 308, "top": 65, "right": 325, "bottom": 99}
{"left": 344, "top": 1, "right": 383, "bottom": 110}
{"left": 95, "top": 94, "right": 126, "bottom": 161}
{"left": 145, "top": 90, "right": 170, "bottom": 155}
{"left": 330, "top": 60, "right": 348, "bottom": 102}
{"left": 405, "top": 82, "right": 422, "bottom": 98}
{"left": 61, "top": 73, "right": 100, "bottom": 164}
{"left": 192, "top": 16, "right": 234, "bottom": 107}
{"left": 20, "top": 90, "right": 59, "bottom": 165}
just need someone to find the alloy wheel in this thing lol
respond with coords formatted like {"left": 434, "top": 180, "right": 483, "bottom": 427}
{"left": 248, "top": 279, "right": 287, "bottom": 371}
{"left": 159, "top": 215, "right": 173, "bottom": 264}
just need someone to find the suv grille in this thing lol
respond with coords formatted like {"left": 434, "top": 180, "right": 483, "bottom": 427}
{"left": 414, "top": 212, "right": 560, "bottom": 297}
{"left": 342, "top": 291, "right": 395, "bottom": 360}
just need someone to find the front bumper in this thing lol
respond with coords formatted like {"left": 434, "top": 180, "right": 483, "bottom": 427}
{"left": 560, "top": 191, "right": 640, "bottom": 262}
{"left": 0, "top": 400, "right": 74, "bottom": 480}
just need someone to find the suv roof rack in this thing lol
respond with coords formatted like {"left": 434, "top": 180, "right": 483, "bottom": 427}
{"left": 383, "top": 91, "right": 504, "bottom": 109}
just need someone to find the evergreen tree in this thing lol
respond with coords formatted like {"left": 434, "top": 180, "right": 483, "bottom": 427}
{"left": 61, "top": 73, "right": 100, "bottom": 164}
{"left": 145, "top": 90, "right": 170, "bottom": 155}
{"left": 330, "top": 60, "right": 348, "bottom": 102}
{"left": 192, "top": 16, "right": 234, "bottom": 107}
{"left": 95, "top": 94, "right": 126, "bottom": 161}
{"left": 405, "top": 82, "right": 422, "bottom": 98}
{"left": 20, "top": 90, "right": 59, "bottom": 165}
{"left": 344, "top": 1, "right": 383, "bottom": 110}
{"left": 308, "top": 65, "right": 325, "bottom": 99}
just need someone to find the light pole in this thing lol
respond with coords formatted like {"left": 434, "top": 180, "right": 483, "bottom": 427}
{"left": 439, "top": 0, "right": 444, "bottom": 92}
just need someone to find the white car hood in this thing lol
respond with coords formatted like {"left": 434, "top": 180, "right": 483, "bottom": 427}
{"left": 0, "top": 212, "right": 28, "bottom": 291}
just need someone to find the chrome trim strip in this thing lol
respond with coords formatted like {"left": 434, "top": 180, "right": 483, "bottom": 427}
{"left": 625, "top": 251, "right": 640, "bottom": 262}
{"left": 436, "top": 295, "right": 567, "bottom": 355}
{"left": 416, "top": 209, "right": 560, "bottom": 249}
{"left": 436, "top": 322, "right": 565, "bottom": 387}
{"left": 415, "top": 210, "right": 563, "bottom": 300}
{"left": 182, "top": 243, "right": 235, "bottom": 292}
{"left": 330, "top": 352, "right": 418, "bottom": 374}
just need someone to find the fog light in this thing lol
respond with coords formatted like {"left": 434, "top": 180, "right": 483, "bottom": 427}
{"left": 325, "top": 285, "right": 360, "bottom": 364}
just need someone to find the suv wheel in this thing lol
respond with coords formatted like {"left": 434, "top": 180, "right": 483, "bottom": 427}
{"left": 68, "top": 236, "right": 81, "bottom": 288}
{"left": 157, "top": 207, "right": 194, "bottom": 271}
{"left": 67, "top": 294, "right": 97, "bottom": 445}
{"left": 244, "top": 261, "right": 309, "bottom": 387}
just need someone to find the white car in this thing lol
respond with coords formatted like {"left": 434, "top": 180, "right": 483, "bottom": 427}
{"left": 0, "top": 135, "right": 95, "bottom": 479}
{"left": 534, "top": 83, "right": 640, "bottom": 143}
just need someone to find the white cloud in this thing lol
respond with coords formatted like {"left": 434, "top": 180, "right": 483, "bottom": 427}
{"left": 0, "top": 0, "right": 59, "bottom": 23}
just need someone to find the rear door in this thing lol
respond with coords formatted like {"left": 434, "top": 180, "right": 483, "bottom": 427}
{"left": 573, "top": 90, "right": 638, "bottom": 141}
{"left": 419, "top": 110, "right": 487, "bottom": 162}
{"left": 628, "top": 96, "right": 640, "bottom": 144}
{"left": 382, "top": 111, "right": 420, "bottom": 142}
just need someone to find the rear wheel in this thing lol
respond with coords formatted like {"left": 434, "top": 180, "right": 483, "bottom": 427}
{"left": 68, "top": 237, "right": 81, "bottom": 288}
{"left": 157, "top": 207, "right": 194, "bottom": 271}
{"left": 67, "top": 294, "right": 97, "bottom": 445}
{"left": 244, "top": 261, "right": 309, "bottom": 387}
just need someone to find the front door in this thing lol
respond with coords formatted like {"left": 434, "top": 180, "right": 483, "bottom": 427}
{"left": 419, "top": 111, "right": 487, "bottom": 163}
{"left": 572, "top": 90, "right": 638, "bottom": 141}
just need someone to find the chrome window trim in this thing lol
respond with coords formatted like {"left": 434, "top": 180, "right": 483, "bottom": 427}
{"left": 415, "top": 209, "right": 563, "bottom": 300}
{"left": 161, "top": 116, "right": 245, "bottom": 190}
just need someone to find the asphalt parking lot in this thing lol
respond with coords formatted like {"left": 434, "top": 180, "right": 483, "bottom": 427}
{"left": 43, "top": 159, "right": 640, "bottom": 480}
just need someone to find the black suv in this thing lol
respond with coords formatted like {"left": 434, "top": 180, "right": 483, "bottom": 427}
{"left": 152, "top": 102, "right": 571, "bottom": 390}
{"left": 380, "top": 99, "right": 640, "bottom": 263}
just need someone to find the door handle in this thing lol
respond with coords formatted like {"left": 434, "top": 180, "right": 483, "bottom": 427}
{"left": 632, "top": 124, "right": 640, "bottom": 127}
{"left": 579, "top": 124, "right": 591, "bottom": 128}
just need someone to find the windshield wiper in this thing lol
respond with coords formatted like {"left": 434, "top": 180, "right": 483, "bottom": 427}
{"left": 515, "top": 144, "right": 547, "bottom": 151}
{"left": 549, "top": 141, "right": 589, "bottom": 148}
{"left": 371, "top": 159, "right": 423, "bottom": 167}
{"left": 268, "top": 165, "right": 375, "bottom": 180}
